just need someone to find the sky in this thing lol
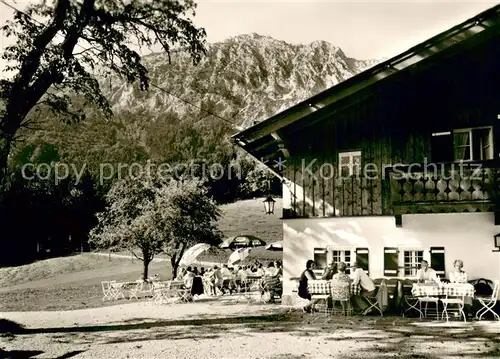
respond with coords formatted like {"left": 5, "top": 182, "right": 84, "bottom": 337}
{"left": 0, "top": 0, "right": 498, "bottom": 74}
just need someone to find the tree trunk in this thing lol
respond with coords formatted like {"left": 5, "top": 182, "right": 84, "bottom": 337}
{"left": 143, "top": 259, "right": 150, "bottom": 281}
{"left": 171, "top": 256, "right": 178, "bottom": 279}
{"left": 142, "top": 247, "right": 150, "bottom": 281}
{"left": 0, "top": 133, "right": 12, "bottom": 196}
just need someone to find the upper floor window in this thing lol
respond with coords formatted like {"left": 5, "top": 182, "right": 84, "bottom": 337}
{"left": 339, "top": 151, "right": 361, "bottom": 177}
{"left": 431, "top": 126, "right": 493, "bottom": 162}
{"left": 453, "top": 127, "right": 493, "bottom": 161}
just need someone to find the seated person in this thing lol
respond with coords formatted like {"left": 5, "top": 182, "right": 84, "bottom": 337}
{"left": 265, "top": 262, "right": 279, "bottom": 277}
{"left": 255, "top": 265, "right": 265, "bottom": 277}
{"left": 350, "top": 261, "right": 376, "bottom": 313}
{"left": 298, "top": 260, "right": 321, "bottom": 313}
{"left": 416, "top": 260, "right": 439, "bottom": 283}
{"left": 175, "top": 268, "right": 186, "bottom": 281}
{"left": 330, "top": 262, "right": 352, "bottom": 313}
{"left": 274, "top": 261, "right": 283, "bottom": 278}
{"left": 262, "top": 272, "right": 282, "bottom": 303}
{"left": 351, "top": 261, "right": 375, "bottom": 296}
{"left": 322, "top": 262, "right": 337, "bottom": 280}
{"left": 449, "top": 259, "right": 468, "bottom": 283}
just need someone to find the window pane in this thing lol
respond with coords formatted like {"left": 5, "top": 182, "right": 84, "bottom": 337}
{"left": 454, "top": 146, "right": 471, "bottom": 161}
{"left": 454, "top": 132, "right": 470, "bottom": 147}
{"left": 340, "top": 156, "right": 350, "bottom": 165}
{"left": 340, "top": 166, "right": 350, "bottom": 177}
{"left": 353, "top": 156, "right": 361, "bottom": 166}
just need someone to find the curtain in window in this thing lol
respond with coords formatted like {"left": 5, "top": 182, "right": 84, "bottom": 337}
{"left": 454, "top": 132, "right": 470, "bottom": 160}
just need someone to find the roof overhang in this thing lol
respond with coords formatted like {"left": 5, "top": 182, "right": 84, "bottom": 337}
{"left": 232, "top": 3, "right": 500, "bottom": 169}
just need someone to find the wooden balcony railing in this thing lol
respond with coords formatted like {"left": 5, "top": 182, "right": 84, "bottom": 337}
{"left": 385, "top": 160, "right": 500, "bottom": 214}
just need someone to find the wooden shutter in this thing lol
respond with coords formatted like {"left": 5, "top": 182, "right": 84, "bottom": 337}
{"left": 431, "top": 132, "right": 453, "bottom": 162}
{"left": 384, "top": 247, "right": 399, "bottom": 277}
{"left": 355, "top": 247, "right": 369, "bottom": 274}
{"left": 430, "top": 247, "right": 445, "bottom": 276}
{"left": 313, "top": 248, "right": 327, "bottom": 270}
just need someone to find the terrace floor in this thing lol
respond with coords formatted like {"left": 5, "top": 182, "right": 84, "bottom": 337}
{"left": 1, "top": 295, "right": 499, "bottom": 359}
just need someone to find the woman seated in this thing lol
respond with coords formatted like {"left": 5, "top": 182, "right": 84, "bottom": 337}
{"left": 449, "top": 259, "right": 468, "bottom": 283}
{"left": 330, "top": 262, "right": 352, "bottom": 314}
{"left": 298, "top": 260, "right": 321, "bottom": 313}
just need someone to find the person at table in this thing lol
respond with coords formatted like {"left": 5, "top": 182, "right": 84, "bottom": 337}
{"left": 275, "top": 261, "right": 283, "bottom": 277}
{"left": 350, "top": 261, "right": 376, "bottom": 313}
{"left": 416, "top": 260, "right": 439, "bottom": 283}
{"left": 255, "top": 264, "right": 265, "bottom": 277}
{"left": 298, "top": 260, "right": 321, "bottom": 313}
{"left": 175, "top": 267, "right": 186, "bottom": 281}
{"left": 322, "top": 262, "right": 338, "bottom": 280}
{"left": 265, "top": 262, "right": 279, "bottom": 277}
{"left": 330, "top": 262, "right": 352, "bottom": 314}
{"left": 182, "top": 267, "right": 195, "bottom": 301}
{"left": 449, "top": 259, "right": 468, "bottom": 283}
{"left": 213, "top": 265, "right": 224, "bottom": 295}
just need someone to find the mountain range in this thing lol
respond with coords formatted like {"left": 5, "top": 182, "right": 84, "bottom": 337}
{"left": 16, "top": 33, "right": 381, "bottom": 174}
{"left": 107, "top": 33, "right": 379, "bottom": 130}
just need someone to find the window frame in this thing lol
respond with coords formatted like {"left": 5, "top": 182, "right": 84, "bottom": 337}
{"left": 452, "top": 126, "right": 493, "bottom": 162}
{"left": 399, "top": 247, "right": 426, "bottom": 278}
{"left": 338, "top": 150, "right": 362, "bottom": 177}
{"left": 327, "top": 245, "right": 355, "bottom": 274}
{"left": 431, "top": 126, "right": 494, "bottom": 163}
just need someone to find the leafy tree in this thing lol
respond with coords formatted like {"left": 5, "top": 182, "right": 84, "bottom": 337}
{"left": 0, "top": 0, "right": 207, "bottom": 191}
{"left": 88, "top": 170, "right": 222, "bottom": 280}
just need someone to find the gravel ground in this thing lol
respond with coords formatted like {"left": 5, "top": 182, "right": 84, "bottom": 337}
{"left": 1, "top": 295, "right": 500, "bottom": 359}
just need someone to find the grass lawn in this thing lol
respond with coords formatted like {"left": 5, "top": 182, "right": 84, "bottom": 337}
{"left": 0, "top": 254, "right": 174, "bottom": 311}
{"left": 0, "top": 198, "right": 284, "bottom": 312}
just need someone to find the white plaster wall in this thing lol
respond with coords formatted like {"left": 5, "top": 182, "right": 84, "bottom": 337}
{"left": 282, "top": 212, "right": 500, "bottom": 297}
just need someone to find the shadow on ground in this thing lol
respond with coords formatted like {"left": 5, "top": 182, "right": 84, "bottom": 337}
{"left": 3, "top": 313, "right": 500, "bottom": 358}
{"left": 0, "top": 349, "right": 84, "bottom": 359}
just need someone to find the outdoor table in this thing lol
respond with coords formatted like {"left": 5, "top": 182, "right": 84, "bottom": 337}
{"left": 410, "top": 283, "right": 475, "bottom": 319}
{"left": 308, "top": 279, "right": 361, "bottom": 296}
{"left": 412, "top": 283, "right": 475, "bottom": 298}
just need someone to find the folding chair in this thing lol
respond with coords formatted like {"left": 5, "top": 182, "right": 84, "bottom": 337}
{"left": 109, "top": 281, "right": 125, "bottom": 300}
{"left": 101, "top": 281, "right": 113, "bottom": 301}
{"left": 310, "top": 294, "right": 330, "bottom": 323}
{"left": 441, "top": 293, "right": 466, "bottom": 322}
{"left": 418, "top": 296, "right": 439, "bottom": 319}
{"left": 330, "top": 281, "right": 352, "bottom": 316}
{"left": 402, "top": 279, "right": 422, "bottom": 317}
{"left": 363, "top": 286, "right": 383, "bottom": 316}
{"left": 152, "top": 281, "right": 169, "bottom": 304}
{"left": 128, "top": 280, "right": 143, "bottom": 300}
{"left": 476, "top": 280, "right": 500, "bottom": 321}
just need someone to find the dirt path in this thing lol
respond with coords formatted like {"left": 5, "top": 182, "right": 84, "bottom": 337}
{"left": 1, "top": 298, "right": 499, "bottom": 359}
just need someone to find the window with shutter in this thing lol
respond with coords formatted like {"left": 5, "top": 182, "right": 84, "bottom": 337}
{"left": 313, "top": 248, "right": 327, "bottom": 270}
{"left": 403, "top": 250, "right": 424, "bottom": 276}
{"left": 384, "top": 247, "right": 399, "bottom": 277}
{"left": 431, "top": 132, "right": 453, "bottom": 162}
{"left": 355, "top": 247, "right": 369, "bottom": 275}
{"left": 430, "top": 247, "right": 445, "bottom": 276}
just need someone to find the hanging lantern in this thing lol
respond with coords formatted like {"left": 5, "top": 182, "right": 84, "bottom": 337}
{"left": 263, "top": 195, "right": 276, "bottom": 215}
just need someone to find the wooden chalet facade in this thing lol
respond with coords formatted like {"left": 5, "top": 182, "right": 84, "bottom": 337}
{"left": 233, "top": 4, "right": 500, "bottom": 301}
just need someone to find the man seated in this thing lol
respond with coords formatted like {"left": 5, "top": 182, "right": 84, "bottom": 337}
{"left": 416, "top": 260, "right": 439, "bottom": 283}
{"left": 351, "top": 261, "right": 375, "bottom": 296}
{"left": 350, "top": 261, "right": 376, "bottom": 313}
